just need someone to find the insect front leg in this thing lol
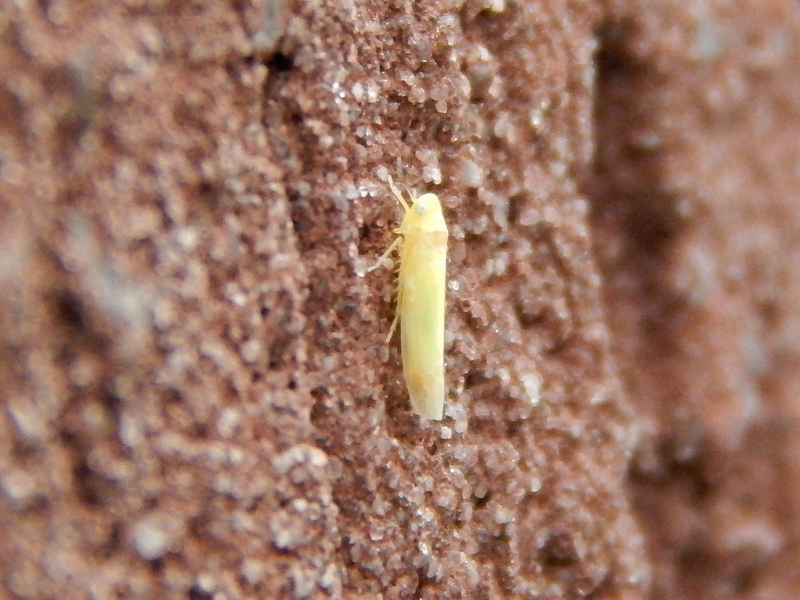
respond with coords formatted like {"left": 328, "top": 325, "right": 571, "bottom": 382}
{"left": 367, "top": 236, "right": 403, "bottom": 272}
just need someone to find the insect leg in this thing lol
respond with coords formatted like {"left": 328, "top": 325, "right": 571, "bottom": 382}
{"left": 385, "top": 269, "right": 403, "bottom": 343}
{"left": 385, "top": 313, "right": 400, "bottom": 343}
{"left": 366, "top": 236, "right": 402, "bottom": 272}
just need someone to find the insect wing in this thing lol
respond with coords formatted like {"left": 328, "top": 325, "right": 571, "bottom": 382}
{"left": 399, "top": 231, "right": 447, "bottom": 419}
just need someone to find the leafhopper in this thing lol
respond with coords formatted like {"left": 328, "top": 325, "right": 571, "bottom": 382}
{"left": 368, "top": 177, "right": 448, "bottom": 420}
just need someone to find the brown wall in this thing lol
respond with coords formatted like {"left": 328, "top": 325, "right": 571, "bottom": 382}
{"left": 2, "top": 1, "right": 799, "bottom": 598}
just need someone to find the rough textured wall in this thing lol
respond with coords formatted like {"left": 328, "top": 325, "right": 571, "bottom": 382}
{"left": 0, "top": 0, "right": 798, "bottom": 599}
{"left": 593, "top": 1, "right": 800, "bottom": 598}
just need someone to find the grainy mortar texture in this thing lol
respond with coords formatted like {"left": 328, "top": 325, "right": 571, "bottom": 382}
{"left": 1, "top": 0, "right": 799, "bottom": 599}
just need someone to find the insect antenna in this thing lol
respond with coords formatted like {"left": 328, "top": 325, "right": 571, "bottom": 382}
{"left": 395, "top": 180, "right": 415, "bottom": 200}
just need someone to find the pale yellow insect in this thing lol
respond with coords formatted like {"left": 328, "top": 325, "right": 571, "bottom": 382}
{"left": 368, "top": 176, "right": 448, "bottom": 420}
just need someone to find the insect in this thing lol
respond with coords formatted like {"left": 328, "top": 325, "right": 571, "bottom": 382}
{"left": 368, "top": 176, "right": 448, "bottom": 420}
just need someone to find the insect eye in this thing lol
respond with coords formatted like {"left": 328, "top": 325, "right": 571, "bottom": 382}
{"left": 415, "top": 202, "right": 428, "bottom": 215}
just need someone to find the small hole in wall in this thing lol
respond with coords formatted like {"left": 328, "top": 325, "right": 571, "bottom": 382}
{"left": 52, "top": 290, "right": 87, "bottom": 329}
{"left": 473, "top": 491, "right": 492, "bottom": 509}
{"left": 540, "top": 529, "right": 579, "bottom": 567}
{"left": 188, "top": 586, "right": 213, "bottom": 600}
{"left": 267, "top": 52, "right": 293, "bottom": 72}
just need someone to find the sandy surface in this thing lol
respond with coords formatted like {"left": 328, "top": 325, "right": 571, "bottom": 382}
{"left": 1, "top": 0, "right": 799, "bottom": 598}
